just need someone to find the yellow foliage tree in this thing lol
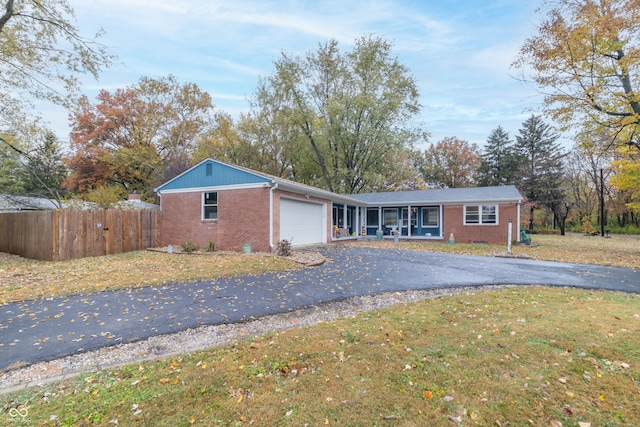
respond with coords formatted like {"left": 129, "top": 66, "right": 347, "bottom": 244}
{"left": 610, "top": 146, "right": 640, "bottom": 212}
{"left": 513, "top": 0, "right": 640, "bottom": 151}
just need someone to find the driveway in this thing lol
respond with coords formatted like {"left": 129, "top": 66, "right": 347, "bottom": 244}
{"left": 1, "top": 245, "right": 639, "bottom": 371}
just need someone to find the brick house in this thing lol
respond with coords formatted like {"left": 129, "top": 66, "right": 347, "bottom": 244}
{"left": 155, "top": 159, "right": 523, "bottom": 252}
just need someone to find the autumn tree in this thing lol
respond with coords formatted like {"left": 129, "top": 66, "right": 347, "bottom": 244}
{"left": 514, "top": 115, "right": 567, "bottom": 232}
{"left": 419, "top": 136, "right": 480, "bottom": 189}
{"left": 610, "top": 146, "right": 640, "bottom": 214}
{"left": 66, "top": 76, "right": 215, "bottom": 199}
{"left": 253, "top": 35, "right": 425, "bottom": 193}
{"left": 477, "top": 126, "right": 518, "bottom": 186}
{"left": 513, "top": 0, "right": 640, "bottom": 152}
{"left": 212, "top": 77, "right": 304, "bottom": 179}
{"left": 0, "top": 0, "right": 112, "bottom": 158}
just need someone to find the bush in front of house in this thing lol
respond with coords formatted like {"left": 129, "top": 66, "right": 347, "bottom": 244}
{"left": 181, "top": 241, "right": 199, "bottom": 253}
{"left": 276, "top": 239, "right": 292, "bottom": 256}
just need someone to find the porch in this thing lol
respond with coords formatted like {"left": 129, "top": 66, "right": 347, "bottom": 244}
{"left": 332, "top": 203, "right": 444, "bottom": 241}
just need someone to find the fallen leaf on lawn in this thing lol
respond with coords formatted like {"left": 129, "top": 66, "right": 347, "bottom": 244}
{"left": 599, "top": 394, "right": 605, "bottom": 402}
{"left": 159, "top": 378, "right": 170, "bottom": 383}
{"left": 423, "top": 391, "right": 433, "bottom": 400}
{"left": 566, "top": 391, "right": 575, "bottom": 398}
{"left": 550, "top": 421, "right": 563, "bottom": 427}
{"left": 578, "top": 423, "right": 591, "bottom": 427}
{"left": 558, "top": 377, "right": 567, "bottom": 384}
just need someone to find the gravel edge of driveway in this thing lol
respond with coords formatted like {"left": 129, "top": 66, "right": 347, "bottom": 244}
{"left": 0, "top": 284, "right": 520, "bottom": 395}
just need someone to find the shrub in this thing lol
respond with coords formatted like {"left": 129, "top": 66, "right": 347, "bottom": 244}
{"left": 276, "top": 239, "right": 292, "bottom": 256}
{"left": 205, "top": 241, "right": 217, "bottom": 252}
{"left": 181, "top": 241, "right": 199, "bottom": 253}
{"left": 580, "top": 217, "right": 598, "bottom": 236}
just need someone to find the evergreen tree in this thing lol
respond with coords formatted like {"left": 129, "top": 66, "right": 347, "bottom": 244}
{"left": 477, "top": 126, "right": 517, "bottom": 186}
{"left": 514, "top": 115, "right": 567, "bottom": 233}
{"left": 21, "top": 132, "right": 67, "bottom": 199}
{"left": 0, "top": 142, "right": 25, "bottom": 194}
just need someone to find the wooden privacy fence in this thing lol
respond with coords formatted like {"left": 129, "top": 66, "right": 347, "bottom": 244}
{"left": 0, "top": 209, "right": 161, "bottom": 261}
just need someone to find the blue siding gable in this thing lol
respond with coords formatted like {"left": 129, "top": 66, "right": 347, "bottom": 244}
{"left": 156, "top": 159, "right": 270, "bottom": 192}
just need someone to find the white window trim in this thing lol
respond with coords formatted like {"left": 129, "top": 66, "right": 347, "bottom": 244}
{"left": 202, "top": 191, "right": 218, "bottom": 221}
{"left": 421, "top": 206, "right": 439, "bottom": 228}
{"left": 464, "top": 204, "right": 499, "bottom": 225}
{"left": 383, "top": 208, "right": 399, "bottom": 229}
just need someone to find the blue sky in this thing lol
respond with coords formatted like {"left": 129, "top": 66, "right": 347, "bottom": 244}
{"left": 52, "top": 0, "right": 544, "bottom": 149}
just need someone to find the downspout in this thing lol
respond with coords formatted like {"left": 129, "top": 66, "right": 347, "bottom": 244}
{"left": 269, "top": 181, "right": 278, "bottom": 249}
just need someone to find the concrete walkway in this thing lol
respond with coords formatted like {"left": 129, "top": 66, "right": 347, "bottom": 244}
{"left": 1, "top": 245, "right": 639, "bottom": 371}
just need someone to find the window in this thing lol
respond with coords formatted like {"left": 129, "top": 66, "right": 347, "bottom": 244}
{"left": 203, "top": 192, "right": 218, "bottom": 219}
{"left": 383, "top": 208, "right": 398, "bottom": 229}
{"left": 366, "top": 208, "right": 379, "bottom": 227}
{"left": 465, "top": 205, "right": 497, "bottom": 225}
{"left": 205, "top": 163, "right": 213, "bottom": 176}
{"left": 482, "top": 205, "right": 496, "bottom": 224}
{"left": 422, "top": 207, "right": 439, "bottom": 227}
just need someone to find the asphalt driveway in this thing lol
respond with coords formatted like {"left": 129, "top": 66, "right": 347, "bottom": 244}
{"left": 1, "top": 245, "right": 639, "bottom": 371}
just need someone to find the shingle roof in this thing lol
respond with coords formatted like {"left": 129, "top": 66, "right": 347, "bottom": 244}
{"left": 155, "top": 159, "right": 522, "bottom": 206}
{"left": 348, "top": 185, "right": 522, "bottom": 205}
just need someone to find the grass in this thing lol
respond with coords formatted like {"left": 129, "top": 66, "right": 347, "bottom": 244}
{"left": 1, "top": 234, "right": 637, "bottom": 305}
{"left": 0, "top": 251, "right": 300, "bottom": 304}
{"left": 1, "top": 234, "right": 639, "bottom": 425}
{"left": 350, "top": 233, "right": 640, "bottom": 270}
{"left": 2, "top": 287, "right": 639, "bottom": 426}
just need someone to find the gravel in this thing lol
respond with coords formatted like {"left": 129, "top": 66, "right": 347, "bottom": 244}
{"left": 0, "top": 284, "right": 513, "bottom": 395}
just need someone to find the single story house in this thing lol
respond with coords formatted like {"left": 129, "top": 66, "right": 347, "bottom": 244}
{"left": 155, "top": 158, "right": 523, "bottom": 252}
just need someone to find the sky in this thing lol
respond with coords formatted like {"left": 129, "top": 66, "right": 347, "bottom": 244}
{"left": 48, "top": 0, "right": 546, "bottom": 149}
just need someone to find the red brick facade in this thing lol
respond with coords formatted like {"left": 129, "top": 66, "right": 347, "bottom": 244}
{"left": 160, "top": 187, "right": 334, "bottom": 252}
{"left": 160, "top": 187, "right": 273, "bottom": 252}
{"left": 442, "top": 204, "right": 520, "bottom": 244}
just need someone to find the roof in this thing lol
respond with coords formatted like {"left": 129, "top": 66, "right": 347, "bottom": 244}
{"left": 0, "top": 194, "right": 159, "bottom": 212}
{"left": 348, "top": 185, "right": 522, "bottom": 206}
{"left": 0, "top": 195, "right": 59, "bottom": 211}
{"left": 155, "top": 158, "right": 362, "bottom": 205}
{"left": 155, "top": 159, "right": 522, "bottom": 207}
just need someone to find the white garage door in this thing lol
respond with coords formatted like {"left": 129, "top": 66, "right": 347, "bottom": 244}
{"left": 280, "top": 198, "right": 325, "bottom": 246}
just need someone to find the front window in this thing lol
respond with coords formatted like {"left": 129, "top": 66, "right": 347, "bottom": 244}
{"left": 422, "top": 207, "right": 439, "bottom": 227}
{"left": 465, "top": 205, "right": 497, "bottom": 225}
{"left": 383, "top": 208, "right": 398, "bottom": 229}
{"left": 366, "top": 208, "right": 379, "bottom": 227}
{"left": 203, "top": 192, "right": 218, "bottom": 220}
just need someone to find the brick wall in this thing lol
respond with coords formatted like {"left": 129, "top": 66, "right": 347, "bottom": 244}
{"left": 443, "top": 204, "right": 519, "bottom": 244}
{"left": 161, "top": 187, "right": 272, "bottom": 252}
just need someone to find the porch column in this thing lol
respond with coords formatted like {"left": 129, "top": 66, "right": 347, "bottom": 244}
{"left": 343, "top": 206, "right": 348, "bottom": 234}
{"left": 354, "top": 206, "right": 359, "bottom": 237}
{"left": 408, "top": 205, "right": 412, "bottom": 237}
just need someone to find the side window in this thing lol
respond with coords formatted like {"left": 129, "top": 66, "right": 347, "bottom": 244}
{"left": 464, "top": 205, "right": 497, "bottom": 224}
{"left": 464, "top": 205, "right": 480, "bottom": 224}
{"left": 482, "top": 205, "right": 497, "bottom": 224}
{"left": 203, "top": 192, "right": 218, "bottom": 220}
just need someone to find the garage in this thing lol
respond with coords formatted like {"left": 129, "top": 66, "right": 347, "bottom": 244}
{"left": 280, "top": 198, "right": 326, "bottom": 246}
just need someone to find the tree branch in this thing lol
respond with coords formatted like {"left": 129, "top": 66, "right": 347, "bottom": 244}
{"left": 0, "top": 0, "right": 14, "bottom": 32}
